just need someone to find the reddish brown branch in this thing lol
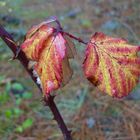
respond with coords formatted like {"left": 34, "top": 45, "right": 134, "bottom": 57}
{"left": 44, "top": 96, "right": 72, "bottom": 140}
{"left": 0, "top": 25, "right": 42, "bottom": 91}
{"left": 0, "top": 24, "right": 72, "bottom": 140}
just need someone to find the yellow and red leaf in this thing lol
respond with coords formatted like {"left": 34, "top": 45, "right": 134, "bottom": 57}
{"left": 21, "top": 23, "right": 73, "bottom": 95}
{"left": 83, "top": 32, "right": 140, "bottom": 98}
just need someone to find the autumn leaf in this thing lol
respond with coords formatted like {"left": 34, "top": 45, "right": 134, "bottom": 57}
{"left": 21, "top": 22, "right": 74, "bottom": 95}
{"left": 83, "top": 32, "right": 140, "bottom": 98}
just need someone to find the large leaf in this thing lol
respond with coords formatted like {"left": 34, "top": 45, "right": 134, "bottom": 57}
{"left": 83, "top": 32, "right": 140, "bottom": 98}
{"left": 21, "top": 23, "right": 73, "bottom": 95}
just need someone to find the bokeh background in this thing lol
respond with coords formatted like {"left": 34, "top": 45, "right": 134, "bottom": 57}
{"left": 0, "top": 0, "right": 140, "bottom": 140}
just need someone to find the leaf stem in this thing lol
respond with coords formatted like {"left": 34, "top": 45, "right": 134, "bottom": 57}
{"left": 62, "top": 31, "right": 88, "bottom": 45}
{"left": 0, "top": 25, "right": 72, "bottom": 140}
{"left": 48, "top": 16, "right": 88, "bottom": 45}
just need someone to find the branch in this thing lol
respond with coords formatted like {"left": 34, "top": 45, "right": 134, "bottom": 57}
{"left": 0, "top": 25, "right": 41, "bottom": 91}
{"left": 44, "top": 96, "right": 72, "bottom": 140}
{"left": 0, "top": 25, "right": 72, "bottom": 140}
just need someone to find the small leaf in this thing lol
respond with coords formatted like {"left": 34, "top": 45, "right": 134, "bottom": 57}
{"left": 22, "top": 92, "right": 33, "bottom": 99}
{"left": 13, "top": 108, "right": 23, "bottom": 117}
{"left": 83, "top": 32, "right": 140, "bottom": 98}
{"left": 5, "top": 109, "right": 12, "bottom": 118}
{"left": 12, "top": 83, "right": 24, "bottom": 91}
{"left": 21, "top": 22, "right": 74, "bottom": 95}
{"left": 15, "top": 118, "right": 34, "bottom": 133}
{"left": 0, "top": 92, "right": 9, "bottom": 104}
{"left": 15, "top": 126, "right": 23, "bottom": 133}
{"left": 22, "top": 118, "right": 33, "bottom": 129}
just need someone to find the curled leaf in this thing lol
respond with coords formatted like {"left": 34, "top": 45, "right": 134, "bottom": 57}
{"left": 21, "top": 23, "right": 74, "bottom": 95}
{"left": 83, "top": 32, "right": 140, "bottom": 98}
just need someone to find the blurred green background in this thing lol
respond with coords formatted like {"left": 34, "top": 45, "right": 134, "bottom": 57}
{"left": 0, "top": 0, "right": 140, "bottom": 140}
